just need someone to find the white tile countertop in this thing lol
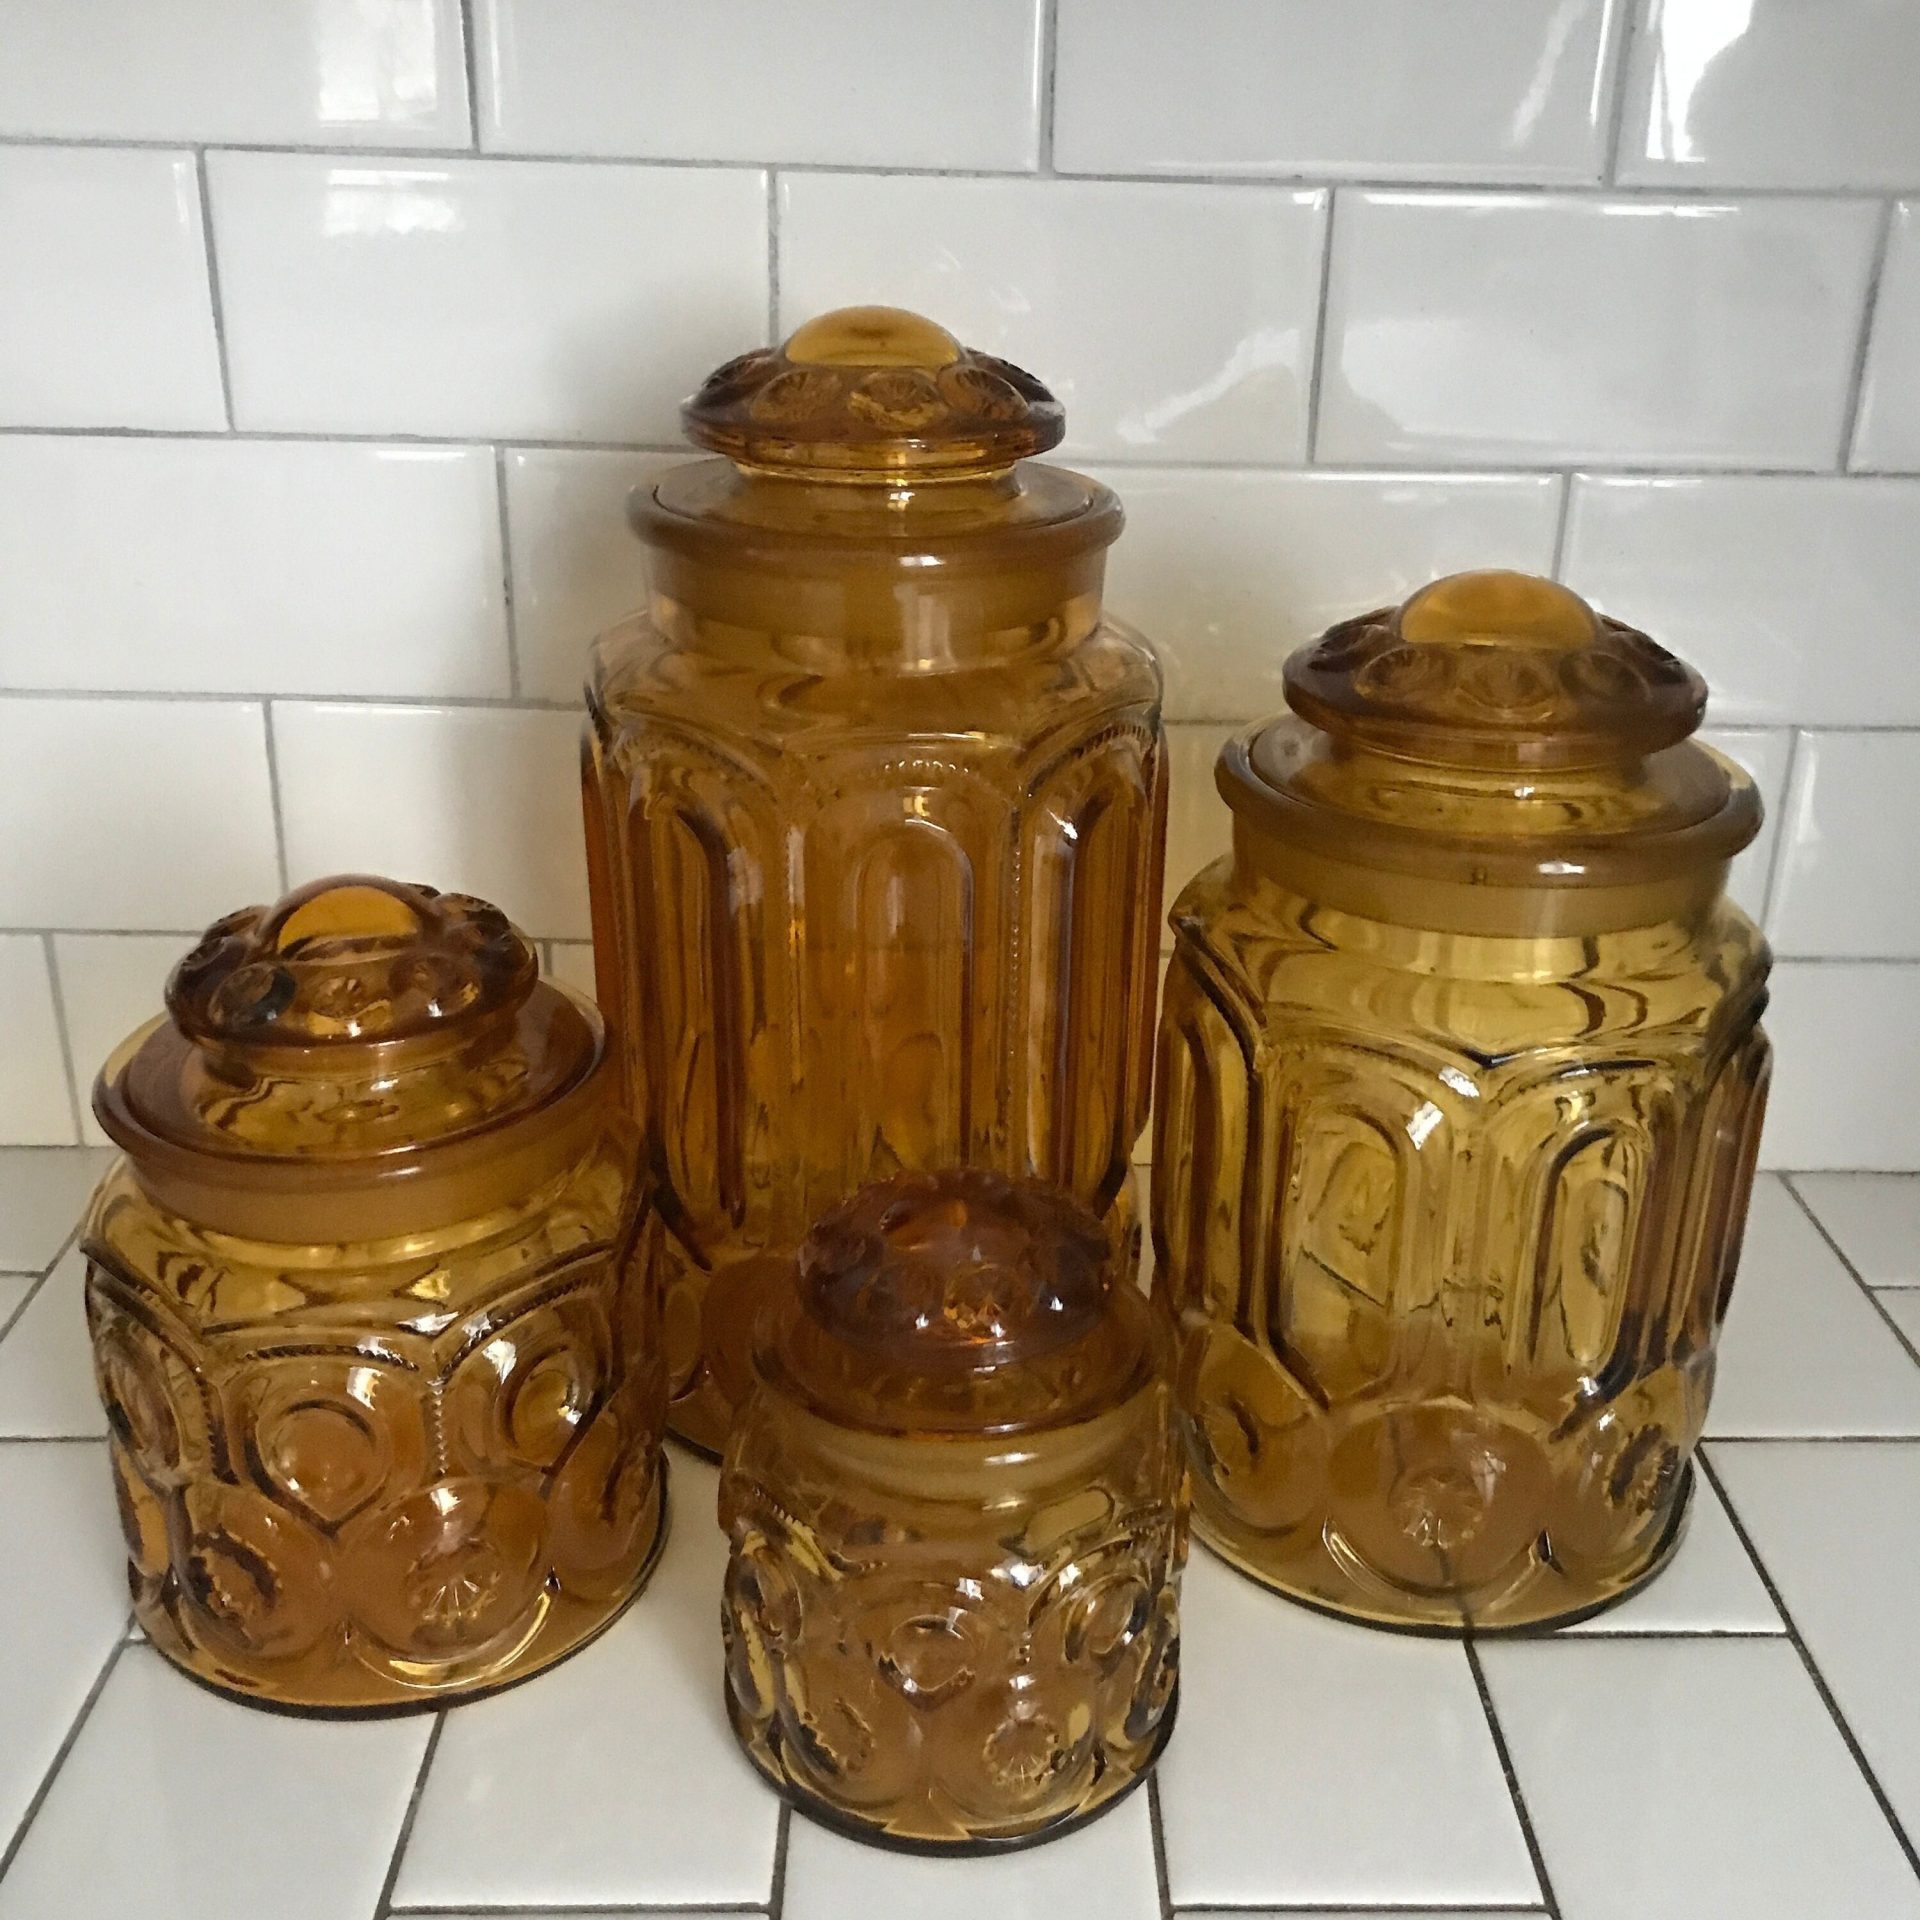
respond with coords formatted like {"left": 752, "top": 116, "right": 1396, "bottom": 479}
{"left": 2, "top": 1151, "right": 1920, "bottom": 1920}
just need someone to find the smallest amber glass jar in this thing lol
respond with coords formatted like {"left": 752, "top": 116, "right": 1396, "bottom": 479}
{"left": 720, "top": 1170, "right": 1185, "bottom": 1852}
{"left": 83, "top": 876, "right": 666, "bottom": 1713}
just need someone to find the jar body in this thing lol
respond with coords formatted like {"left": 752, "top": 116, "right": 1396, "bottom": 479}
{"left": 82, "top": 1136, "right": 666, "bottom": 1711}
{"left": 1153, "top": 852, "right": 1771, "bottom": 1631}
{"left": 719, "top": 1389, "right": 1186, "bottom": 1849}
{"left": 586, "top": 594, "right": 1165, "bottom": 1451}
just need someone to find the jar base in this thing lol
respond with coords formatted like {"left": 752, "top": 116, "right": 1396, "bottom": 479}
{"left": 1189, "top": 1462, "right": 1695, "bottom": 1635}
{"left": 724, "top": 1675, "right": 1178, "bottom": 1854}
{"left": 132, "top": 1461, "right": 671, "bottom": 1716}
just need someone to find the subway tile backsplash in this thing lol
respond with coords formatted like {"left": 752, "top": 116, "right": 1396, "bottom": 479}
{"left": 1, "top": 2, "right": 1917, "bottom": 1165}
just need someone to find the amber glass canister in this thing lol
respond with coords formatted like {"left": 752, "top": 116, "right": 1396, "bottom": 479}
{"left": 585, "top": 305, "right": 1166, "bottom": 1452}
{"left": 720, "top": 1169, "right": 1185, "bottom": 1851}
{"left": 83, "top": 877, "right": 667, "bottom": 1712}
{"left": 1154, "top": 572, "right": 1771, "bottom": 1631}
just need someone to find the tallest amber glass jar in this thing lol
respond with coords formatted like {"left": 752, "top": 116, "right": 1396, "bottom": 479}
{"left": 1155, "top": 571, "right": 1771, "bottom": 1631}
{"left": 585, "top": 307, "right": 1166, "bottom": 1452}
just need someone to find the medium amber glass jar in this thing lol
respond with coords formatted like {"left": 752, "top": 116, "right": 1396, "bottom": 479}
{"left": 1154, "top": 572, "right": 1771, "bottom": 1632}
{"left": 720, "top": 1169, "right": 1185, "bottom": 1852}
{"left": 585, "top": 306, "right": 1166, "bottom": 1454}
{"left": 83, "top": 876, "right": 666, "bottom": 1712}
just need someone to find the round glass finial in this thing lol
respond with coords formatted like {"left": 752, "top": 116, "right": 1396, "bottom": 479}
{"left": 783, "top": 304, "right": 963, "bottom": 369}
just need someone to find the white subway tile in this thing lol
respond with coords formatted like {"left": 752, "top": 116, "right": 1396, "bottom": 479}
{"left": 1093, "top": 468, "right": 1561, "bottom": 722}
{"left": 777, "top": 174, "right": 1327, "bottom": 462}
{"left": 52, "top": 934, "right": 194, "bottom": 1143}
{"left": 1768, "top": 732, "right": 1920, "bottom": 959}
{"left": 477, "top": 0, "right": 1040, "bottom": 169}
{"left": 1161, "top": 722, "right": 1236, "bottom": 937}
{"left": 0, "top": 937, "right": 77, "bottom": 1145}
{"left": 1052, "top": 0, "right": 1618, "bottom": 184}
{"left": 0, "top": 698, "right": 278, "bottom": 931}
{"left": 0, "top": 1147, "right": 111, "bottom": 1270}
{"left": 1617, "top": 0, "right": 1920, "bottom": 190}
{"left": 0, "top": 146, "right": 223, "bottom": 430}
{"left": 1698, "top": 727, "right": 1790, "bottom": 923}
{"left": 545, "top": 939, "right": 597, "bottom": 1001}
{"left": 273, "top": 701, "right": 589, "bottom": 939}
{"left": 1564, "top": 475, "right": 1920, "bottom": 725}
{"left": 0, "top": 438, "right": 509, "bottom": 697}
{"left": 1854, "top": 200, "right": 1920, "bottom": 473}
{"left": 1761, "top": 962, "right": 1920, "bottom": 1170}
{"left": 207, "top": 153, "right": 768, "bottom": 440}
{"left": 1320, "top": 192, "right": 1881, "bottom": 469}
{"left": 504, "top": 449, "right": 676, "bottom": 703}
{"left": 0, "top": 0, "right": 470, "bottom": 146}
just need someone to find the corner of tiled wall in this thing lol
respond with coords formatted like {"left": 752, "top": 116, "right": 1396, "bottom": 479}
{"left": 3, "top": 0, "right": 1919, "bottom": 1165}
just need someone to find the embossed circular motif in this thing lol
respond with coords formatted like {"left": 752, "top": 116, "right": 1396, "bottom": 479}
{"left": 937, "top": 363, "right": 1027, "bottom": 421}
{"left": 257, "top": 1396, "right": 388, "bottom": 1529}
{"left": 180, "top": 1480, "right": 334, "bottom": 1659}
{"left": 848, "top": 368, "right": 945, "bottom": 430}
{"left": 748, "top": 367, "right": 844, "bottom": 424}
{"left": 95, "top": 1321, "right": 183, "bottom": 1480}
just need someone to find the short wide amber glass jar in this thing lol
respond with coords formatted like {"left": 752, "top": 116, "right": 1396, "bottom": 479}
{"left": 83, "top": 877, "right": 666, "bottom": 1712}
{"left": 1154, "top": 573, "right": 1771, "bottom": 1631}
{"left": 720, "top": 1169, "right": 1185, "bottom": 1851}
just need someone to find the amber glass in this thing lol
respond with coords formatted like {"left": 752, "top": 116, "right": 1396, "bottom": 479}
{"left": 720, "top": 1169, "right": 1185, "bottom": 1851}
{"left": 1154, "top": 572, "right": 1771, "bottom": 1631}
{"left": 83, "top": 876, "right": 666, "bottom": 1712}
{"left": 585, "top": 306, "right": 1166, "bottom": 1453}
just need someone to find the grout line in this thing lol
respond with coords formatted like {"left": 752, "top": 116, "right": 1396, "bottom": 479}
{"left": 766, "top": 1803, "right": 792, "bottom": 1919}
{"left": 1302, "top": 189, "right": 1339, "bottom": 461}
{"left": 765, "top": 170, "right": 782, "bottom": 341}
{"left": 0, "top": 1630, "right": 130, "bottom": 1882}
{"left": 259, "top": 703, "right": 291, "bottom": 893}
{"left": 1758, "top": 726, "right": 1804, "bottom": 927}
{"left": 389, "top": 1903, "right": 770, "bottom": 1916}
{"left": 0, "top": 687, "right": 578, "bottom": 712}
{"left": 1698, "top": 1445, "right": 1920, "bottom": 1879}
{"left": 456, "top": 0, "right": 483, "bottom": 150}
{"left": 192, "top": 148, "right": 236, "bottom": 429}
{"left": 1547, "top": 471, "right": 1576, "bottom": 580}
{"left": 492, "top": 445, "right": 521, "bottom": 697}
{"left": 1036, "top": 0, "right": 1061, "bottom": 174}
{"left": 0, "top": 424, "right": 683, "bottom": 454}
{"left": 1464, "top": 1637, "right": 1564, "bottom": 1919}
{"left": 1839, "top": 198, "right": 1899, "bottom": 470}
{"left": 1147, "top": 1772, "right": 1175, "bottom": 1919}
{"left": 1782, "top": 1176, "right": 1920, "bottom": 1371}
{"left": 1173, "top": 1908, "right": 1549, "bottom": 1916}
{"left": 1598, "top": 0, "right": 1641, "bottom": 187}
{"left": 373, "top": 1713, "right": 447, "bottom": 1920}
{"left": 40, "top": 931, "right": 87, "bottom": 1146}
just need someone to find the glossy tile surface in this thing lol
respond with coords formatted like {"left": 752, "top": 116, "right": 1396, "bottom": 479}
{"left": 1481, "top": 1637, "right": 1920, "bottom": 1920}
{"left": 1617, "top": 0, "right": 1920, "bottom": 189}
{"left": 1320, "top": 192, "right": 1880, "bottom": 468}
{"left": 477, "top": 0, "right": 1041, "bottom": 168}
{"left": 0, "top": 1250, "right": 101, "bottom": 1438}
{"left": 1052, "top": 0, "right": 1619, "bottom": 182}
{"left": 1707, "top": 1177, "right": 1920, "bottom": 1436}
{"left": 1770, "top": 732, "right": 1920, "bottom": 959}
{"left": 272, "top": 700, "right": 589, "bottom": 940}
{"left": 1855, "top": 201, "right": 1920, "bottom": 473}
{"left": 0, "top": 438, "right": 509, "bottom": 697}
{"left": 0, "top": 698, "right": 279, "bottom": 933}
{"left": 1762, "top": 964, "right": 1920, "bottom": 1172}
{"left": 0, "top": 1151, "right": 109, "bottom": 1273}
{"left": 1094, "top": 468, "right": 1561, "bottom": 721}
{"left": 1881, "top": 1291, "right": 1920, "bottom": 1352}
{"left": 502, "top": 448, "right": 675, "bottom": 703}
{"left": 51, "top": 935, "right": 196, "bottom": 1145}
{"left": 1156, "top": 1551, "right": 1535, "bottom": 1907}
{"left": 778, "top": 174, "right": 1327, "bottom": 461}
{"left": 0, "top": 0, "right": 470, "bottom": 146}
{"left": 0, "top": 941, "right": 74, "bottom": 1148}
{"left": 1792, "top": 1174, "right": 1920, "bottom": 1287}
{"left": 393, "top": 1459, "right": 781, "bottom": 1909}
{"left": 207, "top": 153, "right": 768, "bottom": 439}
{"left": 1696, "top": 726, "right": 1788, "bottom": 923}
{"left": 1564, "top": 475, "right": 1920, "bottom": 726}
{"left": 0, "top": 146, "right": 223, "bottom": 431}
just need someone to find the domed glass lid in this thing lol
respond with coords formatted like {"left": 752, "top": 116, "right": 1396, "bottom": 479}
{"left": 755, "top": 1170, "right": 1159, "bottom": 1437}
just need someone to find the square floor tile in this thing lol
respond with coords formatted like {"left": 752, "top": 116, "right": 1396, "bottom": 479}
{"left": 0, "top": 1442, "right": 126, "bottom": 1851}
{"left": 0, "top": 1250, "right": 103, "bottom": 1438}
{"left": 0, "top": 1646, "right": 432, "bottom": 1920}
{"left": 393, "top": 1456, "right": 780, "bottom": 1910}
{"left": 781, "top": 1789, "right": 1159, "bottom": 1920}
{"left": 1481, "top": 1636, "right": 1920, "bottom": 1920}
{"left": 1156, "top": 1550, "right": 1536, "bottom": 1908}
{"left": 0, "top": 1148, "right": 110, "bottom": 1272}
{"left": 1713, "top": 1440, "right": 1920, "bottom": 1842}
{"left": 1706, "top": 1178, "right": 1920, "bottom": 1437}
{"left": 1562, "top": 1465, "right": 1778, "bottom": 1635}
{"left": 1793, "top": 1174, "right": 1920, "bottom": 1287}
{"left": 0, "top": 1275, "right": 33, "bottom": 1334}
{"left": 1878, "top": 1291, "right": 1920, "bottom": 1354}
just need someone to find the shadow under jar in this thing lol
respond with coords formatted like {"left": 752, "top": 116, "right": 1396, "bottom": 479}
{"left": 1153, "top": 571, "right": 1772, "bottom": 1632}
{"left": 720, "top": 1169, "right": 1186, "bottom": 1851}
{"left": 83, "top": 876, "right": 667, "bottom": 1712}
{"left": 584, "top": 305, "right": 1166, "bottom": 1456}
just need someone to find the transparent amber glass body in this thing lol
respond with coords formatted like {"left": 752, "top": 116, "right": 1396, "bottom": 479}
{"left": 83, "top": 877, "right": 666, "bottom": 1712}
{"left": 1153, "top": 574, "right": 1772, "bottom": 1631}
{"left": 585, "top": 307, "right": 1166, "bottom": 1453}
{"left": 720, "top": 1169, "right": 1185, "bottom": 1851}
